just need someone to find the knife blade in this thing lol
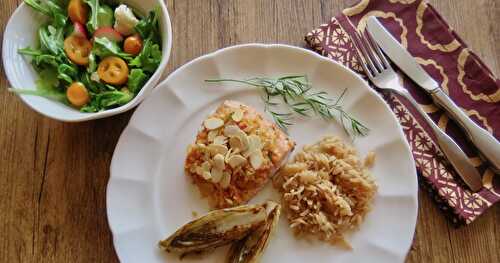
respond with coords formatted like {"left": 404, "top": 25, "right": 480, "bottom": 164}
{"left": 366, "top": 16, "right": 500, "bottom": 173}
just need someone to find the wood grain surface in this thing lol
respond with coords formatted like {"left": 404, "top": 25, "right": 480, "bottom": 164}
{"left": 0, "top": 0, "right": 498, "bottom": 262}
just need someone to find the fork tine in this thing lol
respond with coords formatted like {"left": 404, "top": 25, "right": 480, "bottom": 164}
{"left": 360, "top": 31, "right": 385, "bottom": 73}
{"left": 351, "top": 31, "right": 376, "bottom": 77}
{"left": 365, "top": 30, "right": 391, "bottom": 69}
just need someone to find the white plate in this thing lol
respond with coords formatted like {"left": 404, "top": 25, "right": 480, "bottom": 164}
{"left": 107, "top": 44, "right": 418, "bottom": 263}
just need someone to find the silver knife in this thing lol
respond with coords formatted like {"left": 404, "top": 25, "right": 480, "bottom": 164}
{"left": 367, "top": 16, "right": 500, "bottom": 173}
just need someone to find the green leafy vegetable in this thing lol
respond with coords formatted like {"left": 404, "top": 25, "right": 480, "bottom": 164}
{"left": 9, "top": 68, "right": 67, "bottom": 103}
{"left": 129, "top": 39, "right": 161, "bottom": 73}
{"left": 84, "top": 0, "right": 100, "bottom": 33}
{"left": 127, "top": 69, "right": 148, "bottom": 94}
{"left": 19, "top": 1, "right": 163, "bottom": 113}
{"left": 130, "top": 7, "right": 162, "bottom": 73}
{"left": 92, "top": 37, "right": 132, "bottom": 60}
{"left": 81, "top": 89, "right": 133, "bottom": 112}
{"left": 39, "top": 25, "right": 65, "bottom": 55}
{"left": 97, "top": 4, "right": 114, "bottom": 28}
{"left": 135, "top": 7, "right": 160, "bottom": 40}
{"left": 206, "top": 76, "right": 370, "bottom": 137}
{"left": 24, "top": 0, "right": 67, "bottom": 28}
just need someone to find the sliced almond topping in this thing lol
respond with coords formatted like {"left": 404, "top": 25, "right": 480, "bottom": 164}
{"left": 223, "top": 125, "right": 242, "bottom": 137}
{"left": 213, "top": 135, "right": 227, "bottom": 145}
{"left": 229, "top": 136, "right": 243, "bottom": 150}
{"left": 220, "top": 172, "right": 231, "bottom": 188}
{"left": 250, "top": 151, "right": 264, "bottom": 170}
{"left": 207, "top": 130, "right": 218, "bottom": 142}
{"left": 236, "top": 132, "right": 249, "bottom": 151}
{"left": 194, "top": 166, "right": 204, "bottom": 176}
{"left": 231, "top": 109, "right": 244, "bottom": 122}
{"left": 204, "top": 117, "right": 224, "bottom": 130}
{"left": 208, "top": 144, "right": 228, "bottom": 155}
{"left": 211, "top": 167, "right": 223, "bottom": 183}
{"left": 248, "top": 135, "right": 263, "bottom": 150}
{"left": 201, "top": 171, "right": 212, "bottom": 180}
{"left": 227, "top": 154, "right": 247, "bottom": 168}
{"left": 201, "top": 161, "right": 212, "bottom": 172}
{"left": 213, "top": 154, "right": 225, "bottom": 170}
{"left": 224, "top": 148, "right": 233, "bottom": 162}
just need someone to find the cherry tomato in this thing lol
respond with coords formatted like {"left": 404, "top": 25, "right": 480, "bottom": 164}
{"left": 66, "top": 82, "right": 90, "bottom": 107}
{"left": 97, "top": 56, "right": 129, "bottom": 85}
{"left": 123, "top": 35, "right": 143, "bottom": 56}
{"left": 64, "top": 35, "right": 92, "bottom": 66}
{"left": 68, "top": 0, "right": 89, "bottom": 24}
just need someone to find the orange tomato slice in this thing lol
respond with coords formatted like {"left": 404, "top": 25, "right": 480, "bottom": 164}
{"left": 64, "top": 35, "right": 92, "bottom": 66}
{"left": 68, "top": 0, "right": 89, "bottom": 24}
{"left": 97, "top": 56, "right": 129, "bottom": 85}
{"left": 67, "top": 82, "right": 90, "bottom": 107}
{"left": 123, "top": 35, "right": 143, "bottom": 56}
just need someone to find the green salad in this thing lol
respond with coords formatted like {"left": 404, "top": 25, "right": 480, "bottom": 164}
{"left": 12, "top": 0, "right": 163, "bottom": 112}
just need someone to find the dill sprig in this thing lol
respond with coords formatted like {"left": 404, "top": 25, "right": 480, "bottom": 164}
{"left": 205, "top": 75, "right": 369, "bottom": 137}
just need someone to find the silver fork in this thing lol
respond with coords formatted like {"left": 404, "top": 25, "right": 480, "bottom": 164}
{"left": 351, "top": 30, "right": 483, "bottom": 192}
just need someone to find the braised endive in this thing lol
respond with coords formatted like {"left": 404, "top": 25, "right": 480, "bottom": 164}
{"left": 159, "top": 201, "right": 281, "bottom": 261}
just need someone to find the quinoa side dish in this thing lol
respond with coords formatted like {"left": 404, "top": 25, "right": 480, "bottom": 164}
{"left": 273, "top": 136, "right": 377, "bottom": 248}
{"left": 185, "top": 100, "right": 296, "bottom": 209}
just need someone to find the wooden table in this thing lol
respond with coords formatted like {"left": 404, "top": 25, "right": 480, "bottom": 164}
{"left": 0, "top": 0, "right": 498, "bottom": 262}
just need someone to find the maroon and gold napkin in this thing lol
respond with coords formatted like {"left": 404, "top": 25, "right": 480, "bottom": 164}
{"left": 305, "top": 0, "right": 499, "bottom": 225}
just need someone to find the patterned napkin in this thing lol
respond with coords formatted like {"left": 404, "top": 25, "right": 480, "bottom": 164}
{"left": 305, "top": 0, "right": 499, "bottom": 225}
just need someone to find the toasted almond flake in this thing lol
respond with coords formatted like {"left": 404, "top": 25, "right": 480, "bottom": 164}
{"left": 201, "top": 171, "right": 212, "bottom": 180}
{"left": 211, "top": 167, "right": 223, "bottom": 183}
{"left": 236, "top": 132, "right": 249, "bottom": 151}
{"left": 250, "top": 151, "right": 264, "bottom": 169}
{"left": 231, "top": 109, "right": 244, "bottom": 122}
{"left": 196, "top": 143, "right": 206, "bottom": 148}
{"left": 221, "top": 172, "right": 231, "bottom": 188}
{"left": 204, "top": 117, "right": 224, "bottom": 130}
{"left": 213, "top": 154, "right": 225, "bottom": 170}
{"left": 194, "top": 166, "right": 204, "bottom": 176}
{"left": 208, "top": 144, "right": 228, "bottom": 155}
{"left": 223, "top": 125, "right": 242, "bottom": 137}
{"left": 207, "top": 130, "right": 218, "bottom": 142}
{"left": 229, "top": 136, "right": 243, "bottom": 150}
{"left": 213, "top": 135, "right": 227, "bottom": 145}
{"left": 227, "top": 154, "right": 247, "bottom": 168}
{"left": 201, "top": 161, "right": 211, "bottom": 172}
{"left": 248, "top": 135, "right": 263, "bottom": 150}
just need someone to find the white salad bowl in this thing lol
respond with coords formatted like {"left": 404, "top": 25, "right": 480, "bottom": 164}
{"left": 2, "top": 0, "right": 172, "bottom": 122}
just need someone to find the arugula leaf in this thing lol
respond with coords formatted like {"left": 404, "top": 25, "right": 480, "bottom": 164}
{"left": 93, "top": 37, "right": 132, "bottom": 60}
{"left": 24, "top": 0, "right": 67, "bottom": 28}
{"left": 84, "top": 0, "right": 100, "bottom": 33}
{"left": 127, "top": 69, "right": 148, "bottom": 94}
{"left": 135, "top": 7, "right": 160, "bottom": 40}
{"left": 39, "top": 24, "right": 65, "bottom": 55}
{"left": 57, "top": 64, "right": 78, "bottom": 83}
{"left": 129, "top": 39, "right": 161, "bottom": 73}
{"left": 96, "top": 90, "right": 133, "bottom": 108}
{"left": 87, "top": 53, "right": 97, "bottom": 73}
{"left": 19, "top": 47, "right": 59, "bottom": 68}
{"left": 97, "top": 4, "right": 114, "bottom": 28}
{"left": 9, "top": 68, "right": 67, "bottom": 103}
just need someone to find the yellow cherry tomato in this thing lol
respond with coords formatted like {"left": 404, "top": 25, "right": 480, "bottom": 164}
{"left": 64, "top": 35, "right": 92, "bottom": 66}
{"left": 68, "top": 0, "right": 89, "bottom": 24}
{"left": 97, "top": 56, "right": 129, "bottom": 85}
{"left": 67, "top": 82, "right": 90, "bottom": 107}
{"left": 123, "top": 35, "right": 143, "bottom": 56}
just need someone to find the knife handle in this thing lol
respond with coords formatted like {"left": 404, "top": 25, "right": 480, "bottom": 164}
{"left": 395, "top": 89, "right": 483, "bottom": 191}
{"left": 431, "top": 89, "right": 500, "bottom": 172}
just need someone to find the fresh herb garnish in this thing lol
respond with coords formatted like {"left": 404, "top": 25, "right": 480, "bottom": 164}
{"left": 205, "top": 75, "right": 369, "bottom": 137}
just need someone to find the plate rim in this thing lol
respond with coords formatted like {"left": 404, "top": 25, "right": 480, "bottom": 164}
{"left": 107, "top": 43, "right": 418, "bottom": 262}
